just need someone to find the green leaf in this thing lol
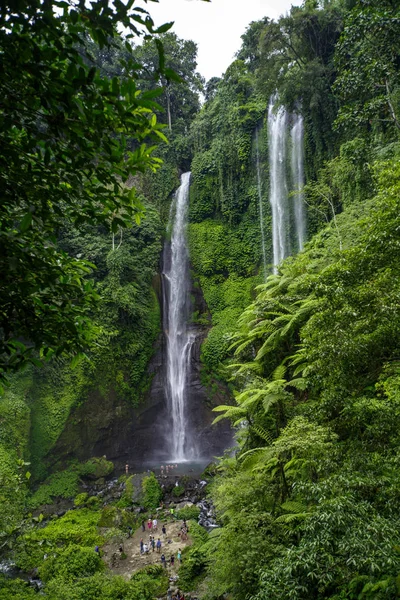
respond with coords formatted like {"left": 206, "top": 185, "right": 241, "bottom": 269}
{"left": 20, "top": 212, "right": 32, "bottom": 232}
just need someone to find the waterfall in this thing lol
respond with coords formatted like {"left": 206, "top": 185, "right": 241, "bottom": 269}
{"left": 163, "top": 172, "right": 196, "bottom": 461}
{"left": 291, "top": 114, "right": 306, "bottom": 251}
{"left": 255, "top": 128, "right": 268, "bottom": 281}
{"left": 268, "top": 97, "right": 290, "bottom": 274}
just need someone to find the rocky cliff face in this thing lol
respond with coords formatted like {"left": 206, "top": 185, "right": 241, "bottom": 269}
{"left": 48, "top": 262, "right": 233, "bottom": 473}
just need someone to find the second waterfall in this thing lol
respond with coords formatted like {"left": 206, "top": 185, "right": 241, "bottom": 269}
{"left": 163, "top": 172, "right": 197, "bottom": 462}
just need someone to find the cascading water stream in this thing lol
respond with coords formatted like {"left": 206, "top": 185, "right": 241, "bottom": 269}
{"left": 255, "top": 128, "right": 268, "bottom": 281}
{"left": 163, "top": 172, "right": 196, "bottom": 461}
{"left": 268, "top": 97, "right": 290, "bottom": 274}
{"left": 291, "top": 114, "right": 306, "bottom": 251}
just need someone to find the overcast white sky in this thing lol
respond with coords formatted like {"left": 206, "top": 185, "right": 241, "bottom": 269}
{"left": 144, "top": 0, "right": 301, "bottom": 81}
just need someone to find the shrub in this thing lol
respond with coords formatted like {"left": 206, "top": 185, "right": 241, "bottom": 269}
{"left": 39, "top": 544, "right": 103, "bottom": 582}
{"left": 43, "top": 572, "right": 162, "bottom": 600}
{"left": 176, "top": 506, "right": 201, "bottom": 521}
{"left": 177, "top": 547, "right": 207, "bottom": 592}
{"left": 0, "top": 576, "right": 37, "bottom": 599}
{"left": 28, "top": 468, "right": 81, "bottom": 509}
{"left": 172, "top": 485, "right": 185, "bottom": 498}
{"left": 141, "top": 473, "right": 162, "bottom": 510}
{"left": 81, "top": 457, "right": 114, "bottom": 480}
{"left": 14, "top": 509, "right": 102, "bottom": 572}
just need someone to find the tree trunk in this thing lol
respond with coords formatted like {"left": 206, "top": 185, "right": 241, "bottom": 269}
{"left": 166, "top": 86, "right": 172, "bottom": 132}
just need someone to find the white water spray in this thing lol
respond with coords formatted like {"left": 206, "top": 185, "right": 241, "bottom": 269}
{"left": 164, "top": 172, "right": 196, "bottom": 461}
{"left": 268, "top": 97, "right": 290, "bottom": 273}
{"left": 291, "top": 114, "right": 306, "bottom": 251}
{"left": 255, "top": 128, "right": 268, "bottom": 281}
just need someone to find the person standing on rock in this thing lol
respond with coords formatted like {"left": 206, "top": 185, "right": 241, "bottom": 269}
{"left": 141, "top": 520, "right": 145, "bottom": 532}
{"left": 162, "top": 524, "right": 167, "bottom": 537}
{"left": 177, "top": 548, "right": 182, "bottom": 564}
{"left": 156, "top": 538, "right": 162, "bottom": 553}
{"left": 151, "top": 537, "right": 156, "bottom": 552}
{"left": 147, "top": 518, "right": 152, "bottom": 530}
{"left": 140, "top": 538, "right": 144, "bottom": 554}
{"left": 170, "top": 554, "right": 175, "bottom": 567}
{"left": 152, "top": 517, "right": 158, "bottom": 531}
{"left": 161, "top": 553, "right": 166, "bottom": 568}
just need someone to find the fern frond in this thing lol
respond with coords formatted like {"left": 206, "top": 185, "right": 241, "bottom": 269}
{"left": 272, "top": 364, "right": 287, "bottom": 381}
{"left": 251, "top": 424, "right": 274, "bottom": 445}
{"left": 272, "top": 314, "right": 293, "bottom": 327}
{"left": 275, "top": 512, "right": 310, "bottom": 523}
{"left": 289, "top": 351, "right": 307, "bottom": 366}
{"left": 255, "top": 329, "right": 282, "bottom": 360}
{"left": 287, "top": 377, "right": 307, "bottom": 390}
{"left": 293, "top": 363, "right": 307, "bottom": 377}
{"left": 262, "top": 395, "right": 280, "bottom": 414}
{"left": 238, "top": 389, "right": 266, "bottom": 409}
{"left": 212, "top": 406, "right": 246, "bottom": 425}
{"left": 252, "top": 319, "right": 275, "bottom": 333}
{"left": 212, "top": 405, "right": 236, "bottom": 413}
{"left": 280, "top": 500, "right": 308, "bottom": 513}
{"left": 240, "top": 448, "right": 270, "bottom": 471}
{"left": 232, "top": 338, "right": 256, "bottom": 355}
{"left": 255, "top": 275, "right": 281, "bottom": 291}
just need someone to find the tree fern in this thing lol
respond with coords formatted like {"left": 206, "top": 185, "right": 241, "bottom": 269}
{"left": 275, "top": 500, "right": 311, "bottom": 524}
{"left": 251, "top": 424, "right": 274, "bottom": 444}
{"left": 255, "top": 329, "right": 282, "bottom": 360}
{"left": 212, "top": 405, "right": 246, "bottom": 425}
{"left": 287, "top": 377, "right": 307, "bottom": 390}
{"left": 272, "top": 364, "right": 287, "bottom": 381}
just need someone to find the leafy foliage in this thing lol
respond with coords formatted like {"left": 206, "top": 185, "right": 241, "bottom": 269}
{"left": 0, "top": 0, "right": 168, "bottom": 383}
{"left": 141, "top": 472, "right": 162, "bottom": 510}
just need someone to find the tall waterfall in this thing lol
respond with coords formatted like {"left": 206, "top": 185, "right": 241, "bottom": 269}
{"left": 163, "top": 172, "right": 196, "bottom": 461}
{"left": 255, "top": 128, "right": 268, "bottom": 281}
{"left": 291, "top": 114, "right": 306, "bottom": 251}
{"left": 268, "top": 98, "right": 290, "bottom": 273}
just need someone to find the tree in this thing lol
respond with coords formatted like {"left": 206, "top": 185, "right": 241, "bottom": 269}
{"left": 0, "top": 0, "right": 170, "bottom": 385}
{"left": 236, "top": 18, "right": 270, "bottom": 72}
{"left": 132, "top": 32, "right": 204, "bottom": 133}
{"left": 334, "top": 0, "right": 400, "bottom": 134}
{"left": 256, "top": 2, "right": 344, "bottom": 175}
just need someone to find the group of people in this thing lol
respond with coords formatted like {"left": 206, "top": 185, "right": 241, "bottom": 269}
{"left": 143, "top": 518, "right": 167, "bottom": 535}
{"left": 178, "top": 519, "right": 188, "bottom": 542}
{"left": 140, "top": 536, "right": 163, "bottom": 554}
{"left": 160, "top": 548, "right": 182, "bottom": 568}
{"left": 145, "top": 517, "right": 158, "bottom": 531}
{"left": 160, "top": 463, "right": 178, "bottom": 476}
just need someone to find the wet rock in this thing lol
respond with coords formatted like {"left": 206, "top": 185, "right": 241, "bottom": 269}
{"left": 175, "top": 501, "right": 193, "bottom": 510}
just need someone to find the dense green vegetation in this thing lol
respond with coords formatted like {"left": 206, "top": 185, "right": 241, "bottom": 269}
{"left": 182, "top": 1, "right": 400, "bottom": 599}
{"left": 1, "top": 0, "right": 400, "bottom": 598}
